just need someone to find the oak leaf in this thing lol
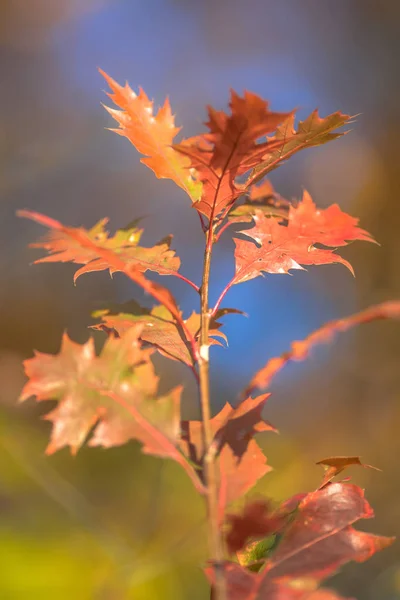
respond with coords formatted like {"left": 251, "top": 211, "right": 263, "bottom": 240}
{"left": 175, "top": 91, "right": 291, "bottom": 220}
{"left": 233, "top": 190, "right": 374, "bottom": 285}
{"left": 225, "top": 499, "right": 285, "bottom": 555}
{"left": 206, "top": 562, "right": 354, "bottom": 600}
{"left": 181, "top": 394, "right": 275, "bottom": 520}
{"left": 261, "top": 483, "right": 394, "bottom": 580}
{"left": 100, "top": 69, "right": 202, "bottom": 202}
{"left": 209, "top": 484, "right": 393, "bottom": 599}
{"left": 228, "top": 179, "right": 290, "bottom": 224}
{"left": 316, "top": 456, "right": 380, "bottom": 489}
{"left": 19, "top": 327, "right": 204, "bottom": 493}
{"left": 23, "top": 214, "right": 180, "bottom": 282}
{"left": 246, "top": 110, "right": 352, "bottom": 187}
{"left": 92, "top": 302, "right": 227, "bottom": 367}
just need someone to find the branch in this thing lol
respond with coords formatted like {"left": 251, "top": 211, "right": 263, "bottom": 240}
{"left": 244, "top": 300, "right": 400, "bottom": 397}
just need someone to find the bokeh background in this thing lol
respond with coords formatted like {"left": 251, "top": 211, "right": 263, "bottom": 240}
{"left": 1, "top": 1, "right": 400, "bottom": 598}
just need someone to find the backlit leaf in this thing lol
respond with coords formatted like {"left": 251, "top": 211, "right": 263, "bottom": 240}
{"left": 23, "top": 215, "right": 180, "bottom": 282}
{"left": 92, "top": 302, "right": 226, "bottom": 367}
{"left": 181, "top": 395, "right": 275, "bottom": 519}
{"left": 247, "top": 110, "right": 352, "bottom": 187}
{"left": 212, "top": 484, "right": 393, "bottom": 599}
{"left": 233, "top": 190, "right": 374, "bottom": 285}
{"left": 100, "top": 69, "right": 202, "bottom": 202}
{"left": 175, "top": 91, "right": 291, "bottom": 220}
{"left": 316, "top": 456, "right": 380, "bottom": 489}
{"left": 19, "top": 327, "right": 204, "bottom": 493}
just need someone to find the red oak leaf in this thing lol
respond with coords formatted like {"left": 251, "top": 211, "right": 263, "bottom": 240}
{"left": 225, "top": 499, "right": 285, "bottom": 555}
{"left": 316, "top": 456, "right": 381, "bottom": 489}
{"left": 181, "top": 395, "right": 275, "bottom": 519}
{"left": 206, "top": 562, "right": 354, "bottom": 600}
{"left": 233, "top": 190, "right": 374, "bottom": 284}
{"left": 175, "top": 91, "right": 291, "bottom": 220}
{"left": 21, "top": 214, "right": 180, "bottom": 282}
{"left": 262, "top": 483, "right": 394, "bottom": 581}
{"left": 19, "top": 327, "right": 204, "bottom": 493}
{"left": 246, "top": 110, "right": 352, "bottom": 187}
{"left": 100, "top": 69, "right": 202, "bottom": 202}
{"left": 227, "top": 179, "right": 291, "bottom": 224}
{"left": 92, "top": 303, "right": 227, "bottom": 367}
{"left": 213, "top": 484, "right": 392, "bottom": 599}
{"left": 246, "top": 300, "right": 400, "bottom": 394}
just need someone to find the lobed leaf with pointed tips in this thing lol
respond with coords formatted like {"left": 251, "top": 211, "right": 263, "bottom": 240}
{"left": 19, "top": 326, "right": 205, "bottom": 492}
{"left": 100, "top": 69, "right": 202, "bottom": 202}
{"left": 25, "top": 215, "right": 180, "bottom": 282}
{"left": 246, "top": 110, "right": 352, "bottom": 187}
{"left": 181, "top": 394, "right": 275, "bottom": 520}
{"left": 233, "top": 190, "right": 374, "bottom": 285}
{"left": 175, "top": 90, "right": 291, "bottom": 220}
{"left": 92, "top": 302, "right": 227, "bottom": 367}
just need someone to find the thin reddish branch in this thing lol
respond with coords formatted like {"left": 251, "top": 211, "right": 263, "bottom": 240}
{"left": 174, "top": 271, "right": 200, "bottom": 293}
{"left": 214, "top": 220, "right": 235, "bottom": 243}
{"left": 210, "top": 279, "right": 235, "bottom": 320}
{"left": 244, "top": 300, "right": 400, "bottom": 397}
{"left": 197, "top": 210, "right": 208, "bottom": 233}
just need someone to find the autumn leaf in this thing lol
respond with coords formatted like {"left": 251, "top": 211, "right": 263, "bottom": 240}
{"left": 225, "top": 499, "right": 285, "bottom": 555}
{"left": 261, "top": 483, "right": 394, "bottom": 580}
{"left": 246, "top": 300, "right": 400, "bottom": 394}
{"left": 21, "top": 213, "right": 180, "bottom": 282}
{"left": 214, "top": 484, "right": 393, "bottom": 599}
{"left": 316, "top": 456, "right": 381, "bottom": 489}
{"left": 92, "top": 302, "right": 227, "bottom": 367}
{"left": 246, "top": 110, "right": 352, "bottom": 188}
{"left": 232, "top": 190, "right": 374, "bottom": 285}
{"left": 100, "top": 69, "right": 202, "bottom": 202}
{"left": 19, "top": 326, "right": 204, "bottom": 493}
{"left": 175, "top": 91, "right": 291, "bottom": 220}
{"left": 206, "top": 562, "right": 355, "bottom": 600}
{"left": 227, "top": 179, "right": 290, "bottom": 224}
{"left": 181, "top": 395, "right": 275, "bottom": 519}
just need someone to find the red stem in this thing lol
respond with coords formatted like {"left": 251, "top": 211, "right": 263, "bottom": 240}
{"left": 174, "top": 272, "right": 200, "bottom": 293}
{"left": 210, "top": 279, "right": 234, "bottom": 320}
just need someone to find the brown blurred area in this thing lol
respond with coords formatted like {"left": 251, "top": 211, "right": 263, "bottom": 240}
{"left": 1, "top": 1, "right": 400, "bottom": 598}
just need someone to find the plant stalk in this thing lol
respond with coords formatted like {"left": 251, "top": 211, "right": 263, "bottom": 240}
{"left": 199, "top": 228, "right": 226, "bottom": 600}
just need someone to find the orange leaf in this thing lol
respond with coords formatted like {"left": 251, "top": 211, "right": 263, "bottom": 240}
{"left": 23, "top": 214, "right": 180, "bottom": 281}
{"left": 233, "top": 190, "right": 374, "bottom": 285}
{"left": 181, "top": 395, "right": 275, "bottom": 520}
{"left": 92, "top": 303, "right": 227, "bottom": 367}
{"left": 175, "top": 91, "right": 291, "bottom": 220}
{"left": 100, "top": 69, "right": 202, "bottom": 202}
{"left": 316, "top": 456, "right": 381, "bottom": 489}
{"left": 247, "top": 110, "right": 352, "bottom": 187}
{"left": 19, "top": 327, "right": 205, "bottom": 493}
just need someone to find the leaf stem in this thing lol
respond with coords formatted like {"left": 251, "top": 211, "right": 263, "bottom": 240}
{"left": 199, "top": 225, "right": 226, "bottom": 600}
{"left": 174, "top": 272, "right": 200, "bottom": 293}
{"left": 210, "top": 280, "right": 234, "bottom": 321}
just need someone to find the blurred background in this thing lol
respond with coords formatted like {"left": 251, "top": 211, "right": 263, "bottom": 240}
{"left": 1, "top": 1, "right": 400, "bottom": 598}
